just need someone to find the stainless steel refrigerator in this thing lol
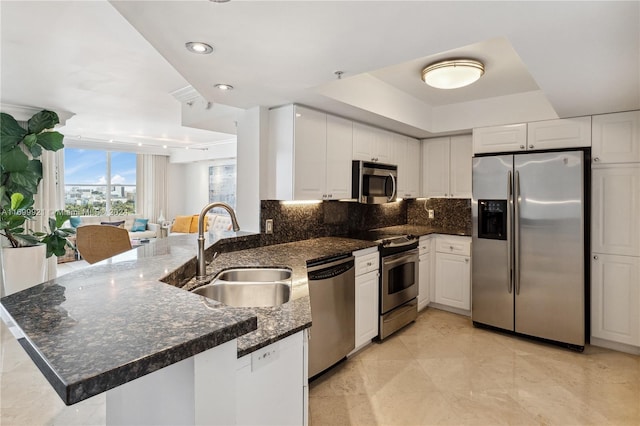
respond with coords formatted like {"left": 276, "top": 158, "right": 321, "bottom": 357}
{"left": 472, "top": 150, "right": 586, "bottom": 349}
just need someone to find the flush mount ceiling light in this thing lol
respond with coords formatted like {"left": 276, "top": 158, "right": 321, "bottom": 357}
{"left": 421, "top": 59, "right": 484, "bottom": 89}
{"left": 185, "top": 42, "right": 214, "bottom": 54}
{"left": 214, "top": 83, "right": 234, "bottom": 91}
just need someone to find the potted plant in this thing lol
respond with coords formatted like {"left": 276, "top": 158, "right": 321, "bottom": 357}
{"left": 1, "top": 109, "right": 70, "bottom": 295}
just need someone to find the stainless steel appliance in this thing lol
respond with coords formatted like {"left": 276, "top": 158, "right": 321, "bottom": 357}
{"left": 472, "top": 150, "right": 587, "bottom": 350}
{"left": 352, "top": 161, "right": 397, "bottom": 204}
{"left": 379, "top": 236, "right": 419, "bottom": 340}
{"left": 307, "top": 254, "right": 355, "bottom": 378}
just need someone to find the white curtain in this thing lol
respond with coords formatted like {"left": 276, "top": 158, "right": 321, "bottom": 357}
{"left": 31, "top": 149, "right": 65, "bottom": 280}
{"left": 137, "top": 154, "right": 169, "bottom": 223}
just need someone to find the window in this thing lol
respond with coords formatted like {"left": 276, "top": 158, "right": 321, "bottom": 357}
{"left": 209, "top": 160, "right": 236, "bottom": 210}
{"left": 64, "top": 148, "right": 137, "bottom": 216}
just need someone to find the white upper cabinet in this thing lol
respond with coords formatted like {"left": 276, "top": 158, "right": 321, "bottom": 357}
{"left": 396, "top": 135, "right": 420, "bottom": 198}
{"left": 325, "top": 115, "right": 353, "bottom": 200}
{"left": 474, "top": 117, "right": 592, "bottom": 154}
{"left": 591, "top": 165, "right": 640, "bottom": 257}
{"left": 527, "top": 116, "right": 591, "bottom": 150}
{"left": 293, "top": 106, "right": 327, "bottom": 200}
{"left": 352, "top": 122, "right": 395, "bottom": 164}
{"left": 449, "top": 135, "right": 473, "bottom": 198}
{"left": 422, "top": 135, "right": 472, "bottom": 198}
{"left": 473, "top": 123, "right": 527, "bottom": 154}
{"left": 422, "top": 137, "right": 449, "bottom": 198}
{"left": 592, "top": 111, "right": 640, "bottom": 164}
{"left": 269, "top": 105, "right": 352, "bottom": 201}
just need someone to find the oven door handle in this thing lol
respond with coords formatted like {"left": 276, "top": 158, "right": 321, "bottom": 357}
{"left": 383, "top": 251, "right": 418, "bottom": 268}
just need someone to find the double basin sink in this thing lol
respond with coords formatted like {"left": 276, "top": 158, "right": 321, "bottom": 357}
{"left": 192, "top": 268, "right": 292, "bottom": 308}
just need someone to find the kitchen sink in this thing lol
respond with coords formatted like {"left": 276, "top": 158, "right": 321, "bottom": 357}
{"left": 215, "top": 268, "right": 292, "bottom": 283}
{"left": 192, "top": 282, "right": 291, "bottom": 308}
{"left": 191, "top": 267, "right": 292, "bottom": 308}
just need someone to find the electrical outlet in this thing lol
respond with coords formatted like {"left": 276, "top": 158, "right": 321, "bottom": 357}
{"left": 428, "top": 209, "right": 435, "bottom": 219}
{"left": 265, "top": 219, "right": 274, "bottom": 234}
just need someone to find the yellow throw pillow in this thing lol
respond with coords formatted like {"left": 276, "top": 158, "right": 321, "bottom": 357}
{"left": 172, "top": 215, "right": 193, "bottom": 233}
{"left": 189, "top": 215, "right": 199, "bottom": 233}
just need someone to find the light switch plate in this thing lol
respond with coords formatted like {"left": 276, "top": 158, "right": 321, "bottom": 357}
{"left": 265, "top": 219, "right": 273, "bottom": 234}
{"left": 428, "top": 209, "right": 435, "bottom": 219}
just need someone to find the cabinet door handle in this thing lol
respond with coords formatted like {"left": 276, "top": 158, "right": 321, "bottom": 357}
{"left": 520, "top": 145, "right": 525, "bottom": 149}
{"left": 594, "top": 157, "right": 600, "bottom": 162}
{"left": 593, "top": 255, "right": 598, "bottom": 260}
{"left": 529, "top": 144, "right": 534, "bottom": 149}
{"left": 366, "top": 262, "right": 372, "bottom": 266}
{"left": 465, "top": 258, "right": 469, "bottom": 263}
{"left": 450, "top": 245, "right": 454, "bottom": 250}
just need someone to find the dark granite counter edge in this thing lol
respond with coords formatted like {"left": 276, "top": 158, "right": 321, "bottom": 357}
{"left": 18, "top": 314, "right": 257, "bottom": 405}
{"left": 237, "top": 323, "right": 310, "bottom": 359}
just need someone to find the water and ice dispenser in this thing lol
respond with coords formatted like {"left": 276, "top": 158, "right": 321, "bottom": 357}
{"left": 477, "top": 199, "right": 507, "bottom": 240}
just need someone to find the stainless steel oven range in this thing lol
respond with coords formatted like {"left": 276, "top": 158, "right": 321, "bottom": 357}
{"left": 377, "top": 235, "right": 419, "bottom": 339}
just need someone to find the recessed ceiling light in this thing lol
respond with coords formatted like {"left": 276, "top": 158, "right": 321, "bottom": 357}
{"left": 163, "top": 145, "right": 167, "bottom": 149}
{"left": 209, "top": 0, "right": 231, "bottom": 3}
{"left": 421, "top": 59, "right": 484, "bottom": 89}
{"left": 185, "top": 42, "right": 214, "bottom": 54}
{"left": 214, "top": 84, "right": 234, "bottom": 91}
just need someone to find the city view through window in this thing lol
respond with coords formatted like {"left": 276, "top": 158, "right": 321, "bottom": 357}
{"left": 64, "top": 149, "right": 137, "bottom": 216}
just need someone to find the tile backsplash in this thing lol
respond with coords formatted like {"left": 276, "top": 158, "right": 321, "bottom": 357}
{"left": 260, "top": 200, "right": 407, "bottom": 245}
{"left": 407, "top": 198, "right": 472, "bottom": 234}
{"left": 260, "top": 198, "right": 472, "bottom": 244}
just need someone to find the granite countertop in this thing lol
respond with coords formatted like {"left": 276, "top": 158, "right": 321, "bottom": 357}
{"left": 0, "top": 232, "right": 377, "bottom": 405}
{"left": 0, "top": 233, "right": 259, "bottom": 405}
{"left": 0, "top": 223, "right": 460, "bottom": 406}
{"left": 372, "top": 224, "right": 471, "bottom": 237}
{"left": 182, "top": 237, "right": 378, "bottom": 357}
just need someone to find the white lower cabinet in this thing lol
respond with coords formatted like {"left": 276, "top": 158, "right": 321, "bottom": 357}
{"left": 591, "top": 254, "right": 640, "bottom": 348}
{"left": 418, "top": 236, "right": 432, "bottom": 311}
{"left": 235, "top": 331, "right": 307, "bottom": 425}
{"left": 352, "top": 248, "right": 380, "bottom": 353}
{"left": 433, "top": 235, "right": 471, "bottom": 313}
{"left": 355, "top": 270, "right": 379, "bottom": 348}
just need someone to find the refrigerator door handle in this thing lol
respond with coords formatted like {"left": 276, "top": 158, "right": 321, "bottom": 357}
{"left": 507, "top": 171, "right": 513, "bottom": 294}
{"left": 514, "top": 170, "right": 521, "bottom": 295}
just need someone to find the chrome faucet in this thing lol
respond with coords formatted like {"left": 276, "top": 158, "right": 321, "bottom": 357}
{"left": 196, "top": 202, "right": 240, "bottom": 279}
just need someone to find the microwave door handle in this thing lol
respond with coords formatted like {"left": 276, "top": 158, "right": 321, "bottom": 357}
{"left": 388, "top": 173, "right": 397, "bottom": 202}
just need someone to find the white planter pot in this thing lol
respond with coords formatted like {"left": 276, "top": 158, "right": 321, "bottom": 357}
{"left": 2, "top": 244, "right": 47, "bottom": 296}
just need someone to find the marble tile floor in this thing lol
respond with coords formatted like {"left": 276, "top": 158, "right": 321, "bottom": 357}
{"left": 309, "top": 309, "right": 640, "bottom": 426}
{"left": 1, "top": 304, "right": 638, "bottom": 425}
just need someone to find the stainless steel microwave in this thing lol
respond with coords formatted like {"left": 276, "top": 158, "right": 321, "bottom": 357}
{"left": 351, "top": 161, "right": 397, "bottom": 204}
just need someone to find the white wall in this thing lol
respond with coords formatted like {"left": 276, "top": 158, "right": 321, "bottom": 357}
{"left": 236, "top": 106, "right": 268, "bottom": 233}
{"left": 166, "top": 140, "right": 237, "bottom": 220}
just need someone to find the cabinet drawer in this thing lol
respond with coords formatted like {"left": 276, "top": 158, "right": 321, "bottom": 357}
{"left": 355, "top": 252, "right": 379, "bottom": 275}
{"left": 419, "top": 236, "right": 432, "bottom": 254}
{"left": 436, "top": 237, "right": 471, "bottom": 256}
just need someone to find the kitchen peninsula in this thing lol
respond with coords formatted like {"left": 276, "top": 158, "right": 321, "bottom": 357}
{"left": 0, "top": 231, "right": 377, "bottom": 425}
{"left": 1, "top": 218, "right": 470, "bottom": 425}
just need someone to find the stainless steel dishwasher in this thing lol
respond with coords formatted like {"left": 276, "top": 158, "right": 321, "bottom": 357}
{"left": 307, "top": 254, "right": 355, "bottom": 379}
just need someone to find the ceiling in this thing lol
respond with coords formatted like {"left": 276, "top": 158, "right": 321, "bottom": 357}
{"left": 2, "top": 1, "right": 639, "bottom": 149}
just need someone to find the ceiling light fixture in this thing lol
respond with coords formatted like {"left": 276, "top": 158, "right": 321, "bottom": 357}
{"left": 185, "top": 42, "right": 214, "bottom": 54}
{"left": 421, "top": 59, "right": 484, "bottom": 89}
{"left": 214, "top": 83, "right": 234, "bottom": 91}
{"left": 209, "top": 0, "right": 231, "bottom": 3}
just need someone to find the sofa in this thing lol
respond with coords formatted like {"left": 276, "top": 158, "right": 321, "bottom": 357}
{"left": 68, "top": 214, "right": 160, "bottom": 240}
{"left": 168, "top": 214, "right": 233, "bottom": 236}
